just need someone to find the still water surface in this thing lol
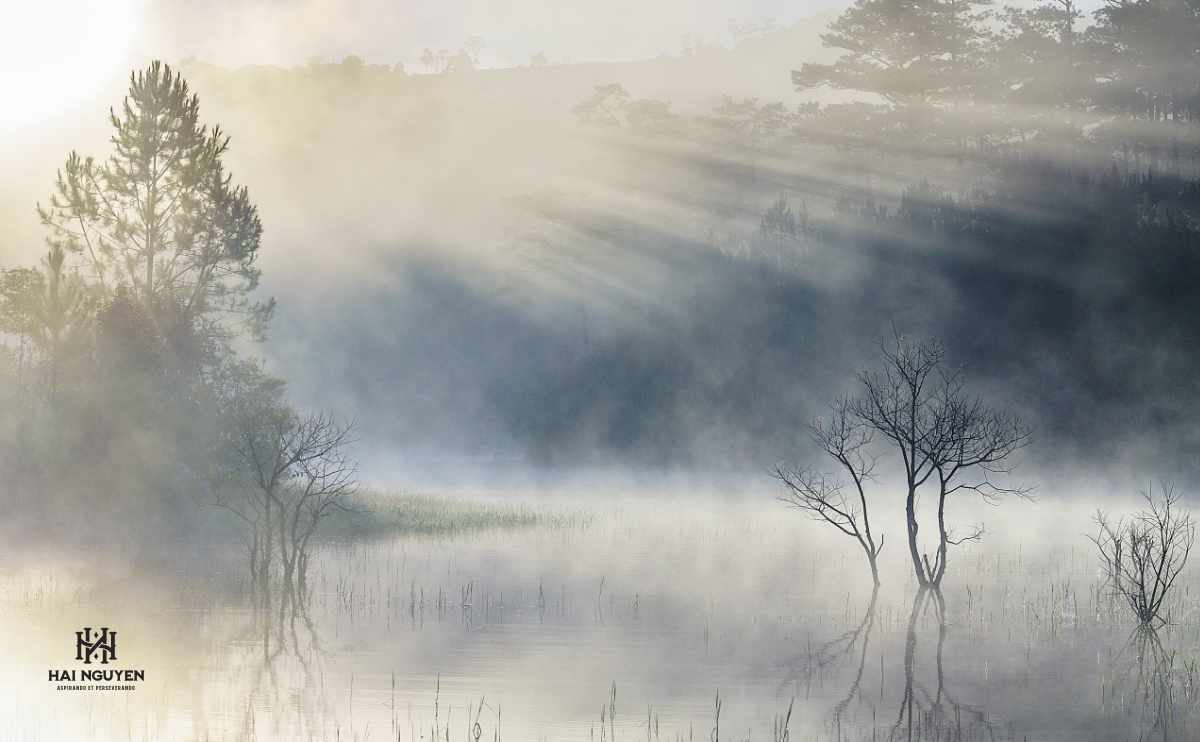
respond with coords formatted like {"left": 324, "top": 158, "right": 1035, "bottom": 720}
{"left": 2, "top": 488, "right": 1197, "bottom": 741}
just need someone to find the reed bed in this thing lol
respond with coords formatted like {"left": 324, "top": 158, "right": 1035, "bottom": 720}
{"left": 5, "top": 495, "right": 1200, "bottom": 741}
{"left": 320, "top": 488, "right": 593, "bottom": 541}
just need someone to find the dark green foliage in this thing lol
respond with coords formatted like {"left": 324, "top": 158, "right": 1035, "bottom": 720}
{"left": 1087, "top": 0, "right": 1200, "bottom": 177}
{"left": 794, "top": 0, "right": 994, "bottom": 106}
{"left": 792, "top": 0, "right": 995, "bottom": 159}
{"left": 760, "top": 192, "right": 807, "bottom": 242}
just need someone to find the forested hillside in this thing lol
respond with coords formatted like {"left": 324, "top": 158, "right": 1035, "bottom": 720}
{"left": 0, "top": 0, "right": 1196, "bottom": 530}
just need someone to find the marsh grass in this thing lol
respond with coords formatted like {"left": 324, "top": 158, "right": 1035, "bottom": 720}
{"left": 320, "top": 488, "right": 594, "bottom": 540}
{"left": 10, "top": 498, "right": 1200, "bottom": 741}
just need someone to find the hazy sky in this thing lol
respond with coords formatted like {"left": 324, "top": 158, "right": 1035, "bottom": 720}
{"left": 2, "top": 0, "right": 840, "bottom": 137}
{"left": 135, "top": 0, "right": 841, "bottom": 68}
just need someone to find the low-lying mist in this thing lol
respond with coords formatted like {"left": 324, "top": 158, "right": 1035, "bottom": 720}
{"left": 2, "top": 3, "right": 1199, "bottom": 739}
{"left": 0, "top": 1, "right": 1197, "bottom": 546}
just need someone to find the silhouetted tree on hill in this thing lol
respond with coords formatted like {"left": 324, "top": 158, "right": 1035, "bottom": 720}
{"left": 572, "top": 84, "right": 630, "bottom": 130}
{"left": 464, "top": 37, "right": 486, "bottom": 66}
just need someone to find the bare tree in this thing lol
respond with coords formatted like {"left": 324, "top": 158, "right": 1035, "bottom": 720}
{"left": 1092, "top": 484, "right": 1195, "bottom": 627}
{"left": 774, "top": 397, "right": 884, "bottom": 586}
{"left": 210, "top": 396, "right": 289, "bottom": 604}
{"left": 924, "top": 368, "right": 1033, "bottom": 585}
{"left": 849, "top": 335, "right": 944, "bottom": 587}
{"left": 464, "top": 37, "right": 486, "bottom": 66}
{"left": 850, "top": 333, "right": 1031, "bottom": 588}
{"left": 275, "top": 413, "right": 358, "bottom": 602}
{"left": 209, "top": 390, "right": 358, "bottom": 609}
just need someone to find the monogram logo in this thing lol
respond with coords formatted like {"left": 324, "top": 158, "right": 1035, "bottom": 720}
{"left": 75, "top": 628, "right": 117, "bottom": 665}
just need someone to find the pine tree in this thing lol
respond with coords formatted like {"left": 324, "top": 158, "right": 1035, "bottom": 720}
{"left": 792, "top": 0, "right": 996, "bottom": 160}
{"left": 992, "top": 0, "right": 1086, "bottom": 160}
{"left": 38, "top": 61, "right": 273, "bottom": 363}
{"left": 1087, "top": 0, "right": 1200, "bottom": 178}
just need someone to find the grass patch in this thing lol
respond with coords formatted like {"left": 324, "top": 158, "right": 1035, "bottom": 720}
{"left": 322, "top": 488, "right": 593, "bottom": 540}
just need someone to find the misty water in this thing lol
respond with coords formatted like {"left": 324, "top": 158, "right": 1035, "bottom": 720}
{"left": 4, "top": 0, "right": 1200, "bottom": 736}
{"left": 3, "top": 485, "right": 1194, "bottom": 742}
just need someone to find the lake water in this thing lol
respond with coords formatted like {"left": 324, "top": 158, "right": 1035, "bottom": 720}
{"left": 2, "top": 485, "right": 1198, "bottom": 741}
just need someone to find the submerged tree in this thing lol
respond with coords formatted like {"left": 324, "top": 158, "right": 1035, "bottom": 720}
{"left": 1097, "top": 486, "right": 1200, "bottom": 735}
{"left": 1106, "top": 622, "right": 1200, "bottom": 735}
{"left": 922, "top": 365, "right": 1033, "bottom": 585}
{"left": 276, "top": 413, "right": 359, "bottom": 600}
{"left": 1092, "top": 484, "right": 1195, "bottom": 627}
{"left": 775, "top": 397, "right": 884, "bottom": 586}
{"left": 844, "top": 334, "right": 1031, "bottom": 589}
{"left": 853, "top": 334, "right": 1032, "bottom": 588}
{"left": 208, "top": 367, "right": 359, "bottom": 609}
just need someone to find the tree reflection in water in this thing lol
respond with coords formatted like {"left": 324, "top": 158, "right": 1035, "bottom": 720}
{"left": 891, "top": 588, "right": 998, "bottom": 742}
{"left": 797, "top": 587, "right": 1013, "bottom": 742}
{"left": 218, "top": 597, "right": 335, "bottom": 739}
{"left": 1106, "top": 626, "right": 1200, "bottom": 740}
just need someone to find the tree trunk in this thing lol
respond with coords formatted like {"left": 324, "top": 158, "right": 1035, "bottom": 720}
{"left": 906, "top": 480, "right": 928, "bottom": 587}
{"left": 934, "top": 482, "right": 949, "bottom": 587}
{"left": 261, "top": 496, "right": 273, "bottom": 610}
{"left": 248, "top": 528, "right": 261, "bottom": 599}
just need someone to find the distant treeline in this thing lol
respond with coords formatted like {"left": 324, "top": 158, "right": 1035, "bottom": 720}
{"left": 499, "top": 165, "right": 1200, "bottom": 469}
{"left": 4, "top": 0, "right": 1197, "bottom": 499}
{"left": 486, "top": 0, "right": 1200, "bottom": 469}
{"left": 206, "top": 0, "right": 1200, "bottom": 473}
{"left": 793, "top": 0, "right": 1200, "bottom": 177}
{"left": 547, "top": 0, "right": 1200, "bottom": 178}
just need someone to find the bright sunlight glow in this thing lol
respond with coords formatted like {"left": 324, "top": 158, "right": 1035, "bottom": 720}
{"left": 0, "top": 0, "right": 140, "bottom": 137}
